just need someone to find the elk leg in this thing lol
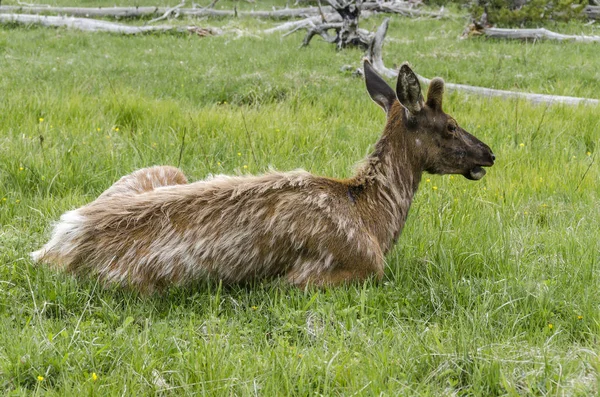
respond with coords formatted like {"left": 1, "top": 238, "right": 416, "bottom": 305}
{"left": 286, "top": 261, "right": 384, "bottom": 288}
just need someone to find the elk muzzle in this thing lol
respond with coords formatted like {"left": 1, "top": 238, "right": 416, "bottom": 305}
{"left": 464, "top": 145, "right": 495, "bottom": 180}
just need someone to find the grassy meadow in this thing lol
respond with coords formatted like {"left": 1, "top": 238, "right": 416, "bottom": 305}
{"left": 1, "top": 1, "right": 599, "bottom": 395}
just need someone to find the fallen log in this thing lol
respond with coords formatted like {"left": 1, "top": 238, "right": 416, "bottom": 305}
{"left": 0, "top": 2, "right": 447, "bottom": 20}
{"left": 366, "top": 18, "right": 599, "bottom": 106}
{"left": 0, "top": 13, "right": 220, "bottom": 35}
{"left": 0, "top": 5, "right": 323, "bottom": 19}
{"left": 417, "top": 77, "right": 600, "bottom": 106}
{"left": 472, "top": 27, "right": 600, "bottom": 43}
{"left": 0, "top": 6, "right": 166, "bottom": 19}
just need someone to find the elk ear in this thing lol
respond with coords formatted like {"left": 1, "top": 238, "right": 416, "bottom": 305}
{"left": 363, "top": 59, "right": 397, "bottom": 115}
{"left": 396, "top": 63, "right": 424, "bottom": 115}
{"left": 426, "top": 78, "right": 444, "bottom": 110}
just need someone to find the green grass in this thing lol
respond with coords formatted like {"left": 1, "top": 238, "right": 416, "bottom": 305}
{"left": 1, "top": 6, "right": 600, "bottom": 396}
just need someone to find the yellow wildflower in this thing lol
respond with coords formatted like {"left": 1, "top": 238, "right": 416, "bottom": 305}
{"left": 587, "top": 151, "right": 592, "bottom": 156}
{"left": 237, "top": 152, "right": 242, "bottom": 156}
{"left": 519, "top": 143, "right": 525, "bottom": 147}
{"left": 548, "top": 323, "right": 553, "bottom": 330}
{"left": 251, "top": 306, "right": 257, "bottom": 310}
{"left": 15, "top": 199, "right": 20, "bottom": 204}
{"left": 97, "top": 128, "right": 101, "bottom": 132}
{"left": 37, "top": 376, "right": 44, "bottom": 381}
{"left": 432, "top": 186, "right": 438, "bottom": 190}
{"left": 217, "top": 162, "right": 221, "bottom": 166}
{"left": 19, "top": 167, "right": 24, "bottom": 171}
{"left": 425, "top": 178, "right": 430, "bottom": 183}
{"left": 92, "top": 373, "right": 98, "bottom": 381}
{"left": 39, "top": 118, "right": 44, "bottom": 123}
{"left": 578, "top": 315, "right": 583, "bottom": 320}
{"left": 243, "top": 165, "right": 248, "bottom": 169}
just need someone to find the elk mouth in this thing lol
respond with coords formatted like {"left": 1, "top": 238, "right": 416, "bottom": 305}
{"left": 464, "top": 166, "right": 486, "bottom": 180}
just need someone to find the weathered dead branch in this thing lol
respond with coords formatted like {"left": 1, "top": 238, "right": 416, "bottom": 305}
{"left": 302, "top": 21, "right": 341, "bottom": 45}
{"left": 365, "top": 17, "right": 396, "bottom": 78}
{"left": 366, "top": 18, "right": 599, "bottom": 106}
{"left": 0, "top": 13, "right": 220, "bottom": 35}
{"left": 147, "top": 0, "right": 186, "bottom": 24}
{"left": 264, "top": 15, "right": 331, "bottom": 34}
{"left": 265, "top": 11, "right": 359, "bottom": 34}
{"left": 466, "top": 26, "right": 600, "bottom": 43}
{"left": 361, "top": 1, "right": 446, "bottom": 18}
{"left": 585, "top": 5, "right": 600, "bottom": 20}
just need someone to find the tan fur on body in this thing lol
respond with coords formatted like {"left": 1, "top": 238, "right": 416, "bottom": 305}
{"left": 32, "top": 61, "right": 495, "bottom": 292}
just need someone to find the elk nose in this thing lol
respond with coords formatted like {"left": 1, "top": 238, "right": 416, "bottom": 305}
{"left": 491, "top": 153, "right": 496, "bottom": 162}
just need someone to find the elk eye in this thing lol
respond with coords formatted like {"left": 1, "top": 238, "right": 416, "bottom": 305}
{"left": 447, "top": 124, "right": 457, "bottom": 133}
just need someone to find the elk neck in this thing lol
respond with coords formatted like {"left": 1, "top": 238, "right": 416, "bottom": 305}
{"left": 348, "top": 102, "right": 424, "bottom": 255}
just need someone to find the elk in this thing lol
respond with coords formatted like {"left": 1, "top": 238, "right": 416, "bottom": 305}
{"left": 32, "top": 60, "right": 495, "bottom": 292}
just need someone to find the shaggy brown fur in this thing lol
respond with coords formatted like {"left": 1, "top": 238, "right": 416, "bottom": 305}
{"left": 32, "top": 61, "right": 495, "bottom": 292}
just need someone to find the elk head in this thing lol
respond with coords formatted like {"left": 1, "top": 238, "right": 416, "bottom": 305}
{"left": 364, "top": 60, "right": 495, "bottom": 180}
